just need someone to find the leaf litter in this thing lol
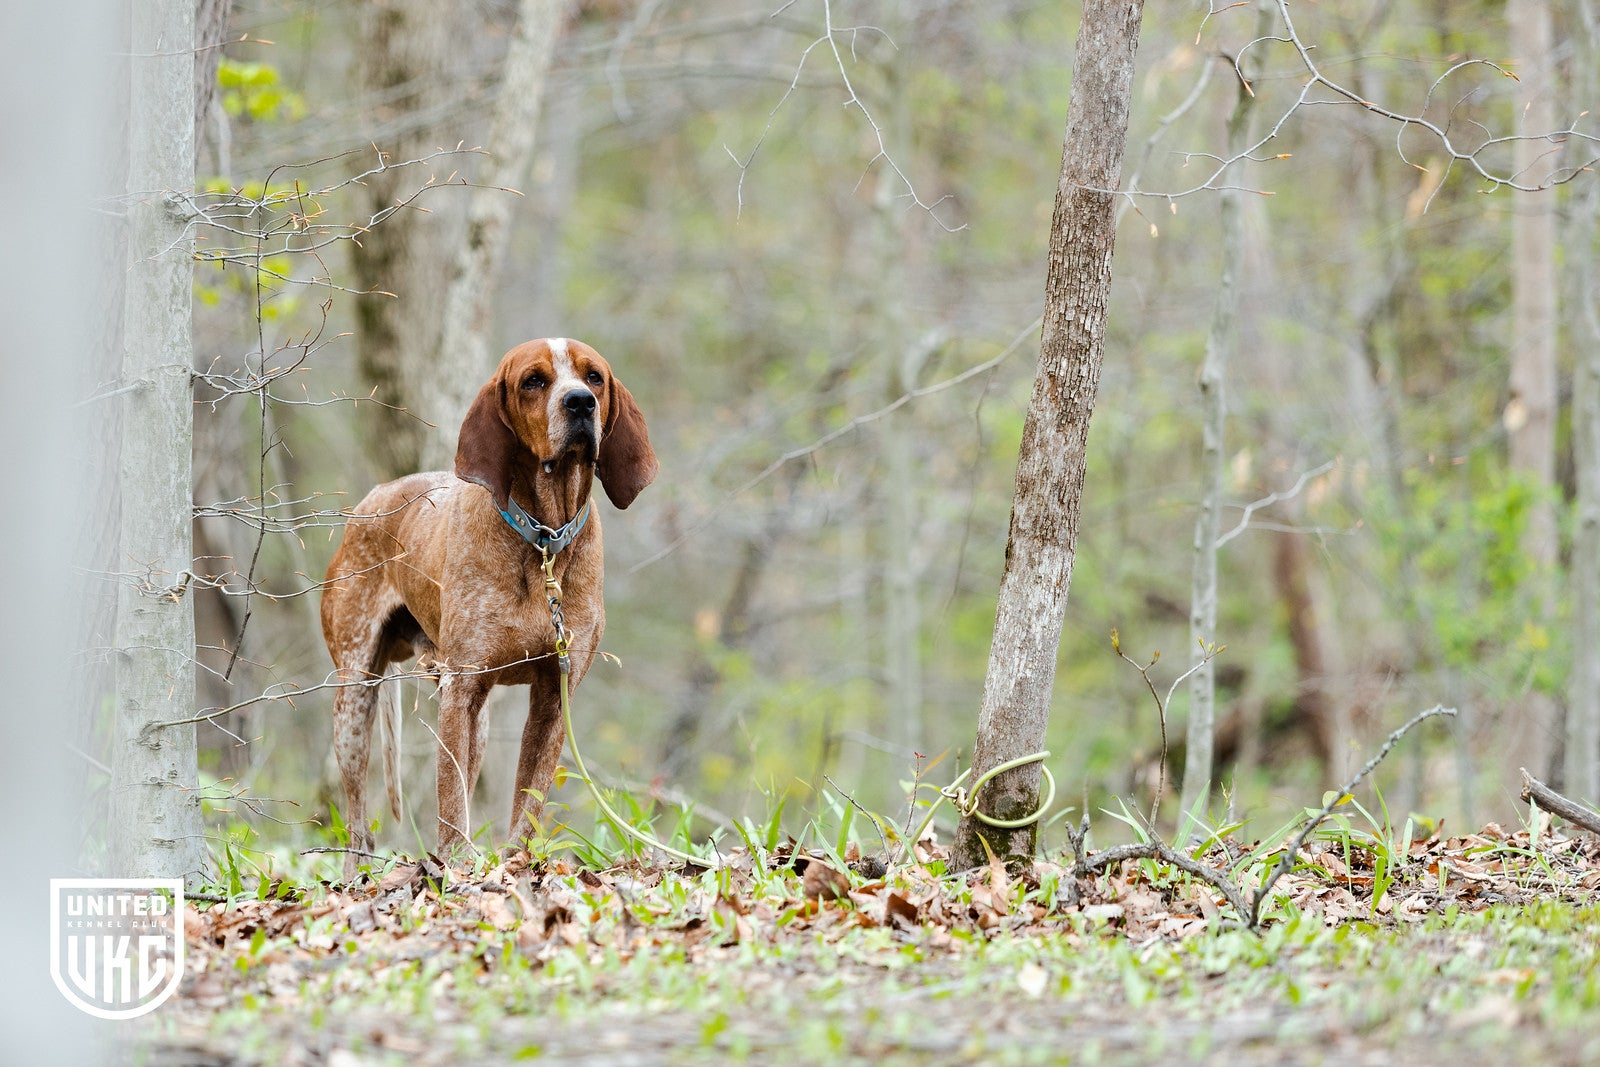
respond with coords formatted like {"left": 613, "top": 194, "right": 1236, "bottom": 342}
{"left": 149, "top": 820, "right": 1600, "bottom": 1065}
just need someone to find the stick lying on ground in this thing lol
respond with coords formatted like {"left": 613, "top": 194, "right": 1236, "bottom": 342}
{"left": 1063, "top": 704, "right": 1456, "bottom": 930}
{"left": 1520, "top": 768, "right": 1600, "bottom": 837}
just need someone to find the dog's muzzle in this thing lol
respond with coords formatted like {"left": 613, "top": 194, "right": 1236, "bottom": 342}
{"left": 558, "top": 388, "right": 599, "bottom": 462}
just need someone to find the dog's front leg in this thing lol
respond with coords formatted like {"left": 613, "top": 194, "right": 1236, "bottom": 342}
{"left": 436, "top": 672, "right": 490, "bottom": 858}
{"left": 509, "top": 666, "right": 566, "bottom": 845}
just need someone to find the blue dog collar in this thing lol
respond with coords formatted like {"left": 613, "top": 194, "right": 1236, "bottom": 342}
{"left": 499, "top": 497, "right": 591, "bottom": 557}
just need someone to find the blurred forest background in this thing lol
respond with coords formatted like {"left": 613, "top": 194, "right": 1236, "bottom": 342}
{"left": 128, "top": 0, "right": 1598, "bottom": 860}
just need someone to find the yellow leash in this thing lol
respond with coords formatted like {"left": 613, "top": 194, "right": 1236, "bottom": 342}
{"left": 541, "top": 548, "right": 712, "bottom": 868}
{"left": 540, "top": 547, "right": 1056, "bottom": 869}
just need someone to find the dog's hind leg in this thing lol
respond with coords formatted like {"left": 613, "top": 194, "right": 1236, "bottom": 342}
{"left": 330, "top": 642, "right": 384, "bottom": 882}
{"left": 378, "top": 666, "right": 405, "bottom": 824}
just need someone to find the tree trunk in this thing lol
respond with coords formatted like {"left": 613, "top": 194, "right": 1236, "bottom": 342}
{"left": 1504, "top": 0, "right": 1561, "bottom": 787}
{"left": 112, "top": 0, "right": 207, "bottom": 882}
{"left": 0, "top": 1, "right": 121, "bottom": 1058}
{"left": 1180, "top": 15, "right": 1264, "bottom": 830}
{"left": 429, "top": 0, "right": 574, "bottom": 468}
{"left": 951, "top": 0, "right": 1144, "bottom": 870}
{"left": 193, "top": 0, "right": 232, "bottom": 171}
{"left": 1566, "top": 0, "right": 1600, "bottom": 802}
{"left": 1271, "top": 529, "right": 1345, "bottom": 775}
{"left": 350, "top": 0, "right": 455, "bottom": 478}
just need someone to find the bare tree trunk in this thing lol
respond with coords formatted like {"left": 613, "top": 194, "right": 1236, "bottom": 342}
{"left": 429, "top": 0, "right": 574, "bottom": 468}
{"left": 1272, "top": 530, "right": 1344, "bottom": 775}
{"left": 1567, "top": 0, "right": 1600, "bottom": 803}
{"left": 1504, "top": 0, "right": 1561, "bottom": 787}
{"left": 1, "top": 7, "right": 120, "bottom": 1057}
{"left": 951, "top": 0, "right": 1144, "bottom": 870}
{"left": 883, "top": 334, "right": 934, "bottom": 751}
{"left": 193, "top": 0, "right": 231, "bottom": 171}
{"left": 112, "top": 0, "right": 207, "bottom": 882}
{"left": 659, "top": 536, "right": 769, "bottom": 774}
{"left": 1180, "top": 17, "right": 1264, "bottom": 829}
{"left": 350, "top": 0, "right": 454, "bottom": 477}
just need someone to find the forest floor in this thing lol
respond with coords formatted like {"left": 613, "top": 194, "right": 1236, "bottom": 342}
{"left": 132, "top": 819, "right": 1600, "bottom": 1067}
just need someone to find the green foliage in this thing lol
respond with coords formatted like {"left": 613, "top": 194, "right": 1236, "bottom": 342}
{"left": 217, "top": 59, "right": 306, "bottom": 124}
{"left": 1389, "top": 468, "right": 1565, "bottom": 693}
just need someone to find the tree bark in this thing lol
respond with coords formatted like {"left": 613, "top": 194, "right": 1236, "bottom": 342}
{"left": 0, "top": 1, "right": 121, "bottom": 1057}
{"left": 951, "top": 0, "right": 1144, "bottom": 870}
{"left": 350, "top": 0, "right": 455, "bottom": 478}
{"left": 429, "top": 0, "right": 574, "bottom": 468}
{"left": 1180, "top": 16, "right": 1264, "bottom": 829}
{"left": 112, "top": 0, "right": 207, "bottom": 882}
{"left": 193, "top": 0, "right": 232, "bottom": 171}
{"left": 1271, "top": 529, "right": 1344, "bottom": 774}
{"left": 1504, "top": 0, "right": 1561, "bottom": 786}
{"left": 1566, "top": 0, "right": 1600, "bottom": 802}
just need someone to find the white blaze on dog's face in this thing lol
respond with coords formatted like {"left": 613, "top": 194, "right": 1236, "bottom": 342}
{"left": 457, "top": 336, "right": 658, "bottom": 511}
{"left": 501, "top": 337, "right": 610, "bottom": 464}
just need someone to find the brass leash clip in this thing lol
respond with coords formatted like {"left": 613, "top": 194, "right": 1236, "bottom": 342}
{"left": 538, "top": 546, "right": 570, "bottom": 674}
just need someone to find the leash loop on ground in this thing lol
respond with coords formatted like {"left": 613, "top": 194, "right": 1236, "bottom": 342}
{"left": 909, "top": 751, "right": 1059, "bottom": 849}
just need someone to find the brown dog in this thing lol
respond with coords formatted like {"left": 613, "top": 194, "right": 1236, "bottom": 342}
{"left": 320, "top": 338, "right": 657, "bottom": 877}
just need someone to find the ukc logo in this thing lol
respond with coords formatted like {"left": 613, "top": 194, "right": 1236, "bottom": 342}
{"left": 50, "top": 878, "right": 185, "bottom": 1019}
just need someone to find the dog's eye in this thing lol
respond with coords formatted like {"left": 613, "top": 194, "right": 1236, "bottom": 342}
{"left": 585, "top": 370, "right": 603, "bottom": 387}
{"left": 521, "top": 375, "right": 547, "bottom": 391}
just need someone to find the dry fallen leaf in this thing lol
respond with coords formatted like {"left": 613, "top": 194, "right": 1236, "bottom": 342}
{"left": 803, "top": 861, "right": 850, "bottom": 902}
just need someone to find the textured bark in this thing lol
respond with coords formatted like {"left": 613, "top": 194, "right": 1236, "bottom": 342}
{"left": 951, "top": 0, "right": 1144, "bottom": 870}
{"left": 1567, "top": 0, "right": 1600, "bottom": 802}
{"left": 112, "top": 0, "right": 207, "bottom": 883}
{"left": 349, "top": 0, "right": 455, "bottom": 477}
{"left": 193, "top": 0, "right": 231, "bottom": 170}
{"left": 1504, "top": 0, "right": 1561, "bottom": 785}
{"left": 1180, "top": 20, "right": 1263, "bottom": 829}
{"left": 430, "top": 0, "right": 574, "bottom": 468}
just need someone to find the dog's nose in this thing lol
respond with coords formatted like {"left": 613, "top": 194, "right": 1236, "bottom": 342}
{"left": 563, "top": 389, "right": 596, "bottom": 417}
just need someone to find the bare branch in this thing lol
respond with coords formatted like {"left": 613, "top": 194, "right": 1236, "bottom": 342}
{"left": 1250, "top": 704, "right": 1457, "bottom": 926}
{"left": 1216, "top": 459, "right": 1337, "bottom": 547}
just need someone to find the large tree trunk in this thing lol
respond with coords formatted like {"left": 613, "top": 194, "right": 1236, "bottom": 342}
{"left": 1567, "top": 0, "right": 1600, "bottom": 802}
{"left": 193, "top": 0, "right": 231, "bottom": 171}
{"left": 951, "top": 0, "right": 1144, "bottom": 870}
{"left": 429, "top": 0, "right": 574, "bottom": 468}
{"left": 112, "top": 0, "right": 207, "bottom": 882}
{"left": 0, "top": 2, "right": 121, "bottom": 1059}
{"left": 349, "top": 0, "right": 455, "bottom": 478}
{"left": 1504, "top": 0, "right": 1561, "bottom": 788}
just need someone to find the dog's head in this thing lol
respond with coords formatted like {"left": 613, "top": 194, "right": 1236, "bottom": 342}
{"left": 456, "top": 338, "right": 659, "bottom": 510}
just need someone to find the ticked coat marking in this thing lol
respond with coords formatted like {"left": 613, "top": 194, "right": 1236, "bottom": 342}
{"left": 320, "top": 339, "right": 657, "bottom": 878}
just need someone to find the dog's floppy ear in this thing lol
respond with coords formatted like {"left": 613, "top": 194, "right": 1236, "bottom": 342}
{"left": 455, "top": 376, "right": 517, "bottom": 511}
{"left": 597, "top": 376, "right": 658, "bottom": 509}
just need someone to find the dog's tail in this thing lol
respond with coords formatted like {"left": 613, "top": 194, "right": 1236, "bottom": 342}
{"left": 379, "top": 667, "right": 404, "bottom": 822}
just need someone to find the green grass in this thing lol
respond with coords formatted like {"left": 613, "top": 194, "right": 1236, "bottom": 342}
{"left": 155, "top": 772, "right": 1600, "bottom": 1066}
{"left": 141, "top": 894, "right": 1600, "bottom": 1065}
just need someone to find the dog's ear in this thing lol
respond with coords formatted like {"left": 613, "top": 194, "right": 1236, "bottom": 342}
{"left": 597, "top": 376, "right": 658, "bottom": 510}
{"left": 455, "top": 376, "right": 517, "bottom": 511}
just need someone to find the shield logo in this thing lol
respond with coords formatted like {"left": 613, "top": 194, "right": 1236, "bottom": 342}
{"left": 50, "top": 878, "right": 185, "bottom": 1019}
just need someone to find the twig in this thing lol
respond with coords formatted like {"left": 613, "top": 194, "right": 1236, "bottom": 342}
{"left": 300, "top": 846, "right": 389, "bottom": 860}
{"left": 823, "top": 773, "right": 892, "bottom": 866}
{"left": 1520, "top": 768, "right": 1600, "bottom": 836}
{"left": 1249, "top": 704, "right": 1456, "bottom": 926}
{"left": 1216, "top": 460, "right": 1337, "bottom": 547}
{"left": 1111, "top": 629, "right": 1222, "bottom": 828}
